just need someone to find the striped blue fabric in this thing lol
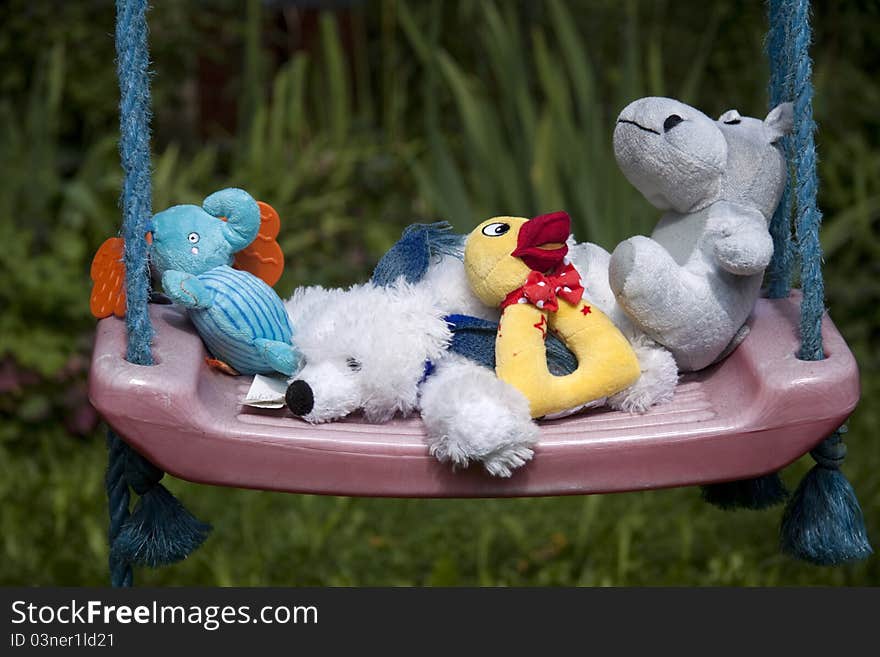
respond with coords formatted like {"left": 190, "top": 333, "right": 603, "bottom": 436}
{"left": 189, "top": 266, "right": 293, "bottom": 374}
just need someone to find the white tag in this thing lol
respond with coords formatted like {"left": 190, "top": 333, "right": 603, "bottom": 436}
{"left": 243, "top": 374, "right": 289, "bottom": 409}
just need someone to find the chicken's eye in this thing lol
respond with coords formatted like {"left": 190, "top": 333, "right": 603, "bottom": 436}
{"left": 482, "top": 222, "right": 511, "bottom": 237}
{"left": 188, "top": 232, "right": 200, "bottom": 243}
{"left": 346, "top": 357, "right": 362, "bottom": 372}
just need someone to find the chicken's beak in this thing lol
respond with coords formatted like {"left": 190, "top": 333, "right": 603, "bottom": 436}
{"left": 511, "top": 211, "right": 571, "bottom": 272}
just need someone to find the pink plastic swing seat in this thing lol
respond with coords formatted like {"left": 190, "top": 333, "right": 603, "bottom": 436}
{"left": 88, "top": 291, "right": 859, "bottom": 498}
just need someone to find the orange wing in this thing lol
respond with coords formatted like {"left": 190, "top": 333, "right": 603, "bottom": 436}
{"left": 232, "top": 201, "right": 284, "bottom": 287}
{"left": 90, "top": 237, "right": 127, "bottom": 319}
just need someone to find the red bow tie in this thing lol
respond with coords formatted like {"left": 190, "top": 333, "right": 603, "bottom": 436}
{"left": 501, "top": 262, "right": 584, "bottom": 312}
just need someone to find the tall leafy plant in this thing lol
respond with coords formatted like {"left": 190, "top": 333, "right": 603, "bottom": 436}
{"left": 398, "top": 0, "right": 727, "bottom": 249}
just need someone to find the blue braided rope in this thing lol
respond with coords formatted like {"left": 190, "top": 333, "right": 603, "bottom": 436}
{"left": 108, "top": 0, "right": 211, "bottom": 586}
{"left": 765, "top": 0, "right": 794, "bottom": 299}
{"left": 117, "top": 0, "right": 154, "bottom": 365}
{"left": 108, "top": 0, "right": 153, "bottom": 588}
{"left": 775, "top": 0, "right": 872, "bottom": 565}
{"left": 106, "top": 431, "right": 133, "bottom": 587}
{"left": 789, "top": 0, "right": 825, "bottom": 361}
{"left": 700, "top": 0, "right": 803, "bottom": 512}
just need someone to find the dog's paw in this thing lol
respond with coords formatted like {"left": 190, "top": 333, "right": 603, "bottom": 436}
{"left": 480, "top": 442, "right": 535, "bottom": 478}
{"left": 425, "top": 406, "right": 537, "bottom": 478}
{"left": 426, "top": 432, "right": 472, "bottom": 471}
{"left": 420, "top": 357, "right": 538, "bottom": 477}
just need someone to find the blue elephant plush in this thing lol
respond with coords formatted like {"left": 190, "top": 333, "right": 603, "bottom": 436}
{"left": 90, "top": 188, "right": 300, "bottom": 376}
{"left": 148, "top": 188, "right": 300, "bottom": 376}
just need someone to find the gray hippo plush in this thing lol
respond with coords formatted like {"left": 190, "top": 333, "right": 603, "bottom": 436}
{"left": 609, "top": 96, "right": 793, "bottom": 371}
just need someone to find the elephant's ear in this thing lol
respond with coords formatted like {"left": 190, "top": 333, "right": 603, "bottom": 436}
{"left": 231, "top": 201, "right": 285, "bottom": 287}
{"left": 90, "top": 237, "right": 127, "bottom": 318}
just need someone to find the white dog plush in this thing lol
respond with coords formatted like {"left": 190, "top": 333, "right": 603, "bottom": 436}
{"left": 282, "top": 237, "right": 677, "bottom": 477}
{"left": 283, "top": 256, "right": 537, "bottom": 477}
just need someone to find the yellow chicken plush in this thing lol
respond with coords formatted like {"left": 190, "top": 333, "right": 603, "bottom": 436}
{"left": 464, "top": 212, "right": 640, "bottom": 418}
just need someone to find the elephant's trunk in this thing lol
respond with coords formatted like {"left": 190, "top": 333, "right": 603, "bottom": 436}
{"left": 202, "top": 188, "right": 260, "bottom": 253}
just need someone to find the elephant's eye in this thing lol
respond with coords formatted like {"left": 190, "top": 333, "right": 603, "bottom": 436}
{"left": 481, "top": 222, "right": 510, "bottom": 237}
{"left": 346, "top": 357, "right": 362, "bottom": 372}
{"left": 187, "top": 232, "right": 200, "bottom": 243}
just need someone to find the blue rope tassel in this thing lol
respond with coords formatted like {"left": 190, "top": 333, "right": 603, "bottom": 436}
{"left": 781, "top": 429, "right": 872, "bottom": 565}
{"left": 108, "top": 0, "right": 210, "bottom": 586}
{"left": 112, "top": 450, "right": 211, "bottom": 568}
{"left": 777, "top": 0, "right": 872, "bottom": 565}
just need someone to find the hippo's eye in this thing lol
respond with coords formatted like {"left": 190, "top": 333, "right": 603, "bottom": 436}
{"left": 663, "top": 114, "right": 684, "bottom": 132}
{"left": 482, "top": 222, "right": 511, "bottom": 237}
{"left": 724, "top": 118, "right": 741, "bottom": 125}
{"left": 346, "top": 357, "right": 362, "bottom": 372}
{"left": 187, "top": 232, "right": 200, "bottom": 243}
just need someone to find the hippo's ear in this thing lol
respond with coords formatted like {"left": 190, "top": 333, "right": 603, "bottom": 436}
{"left": 764, "top": 102, "right": 794, "bottom": 143}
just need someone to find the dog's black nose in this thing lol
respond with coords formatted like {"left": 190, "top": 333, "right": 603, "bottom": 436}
{"left": 286, "top": 380, "right": 314, "bottom": 417}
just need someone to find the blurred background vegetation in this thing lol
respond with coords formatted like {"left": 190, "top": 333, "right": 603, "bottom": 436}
{"left": 1, "top": 0, "right": 878, "bottom": 585}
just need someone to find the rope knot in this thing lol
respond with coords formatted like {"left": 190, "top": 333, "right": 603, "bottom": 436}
{"left": 809, "top": 430, "right": 847, "bottom": 470}
{"left": 124, "top": 449, "right": 165, "bottom": 495}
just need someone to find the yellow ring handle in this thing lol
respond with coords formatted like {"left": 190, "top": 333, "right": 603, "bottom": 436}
{"left": 496, "top": 299, "right": 640, "bottom": 418}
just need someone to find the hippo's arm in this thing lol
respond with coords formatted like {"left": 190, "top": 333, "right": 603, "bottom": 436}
{"left": 711, "top": 203, "right": 774, "bottom": 277}
{"left": 161, "top": 270, "right": 215, "bottom": 309}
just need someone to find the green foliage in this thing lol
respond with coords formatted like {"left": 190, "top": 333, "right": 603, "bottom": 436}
{"left": 395, "top": 0, "right": 763, "bottom": 248}
{"left": 0, "top": 0, "right": 878, "bottom": 586}
{"left": 222, "top": 22, "right": 423, "bottom": 294}
{"left": 0, "top": 43, "right": 119, "bottom": 377}
{"left": 398, "top": 0, "right": 649, "bottom": 246}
